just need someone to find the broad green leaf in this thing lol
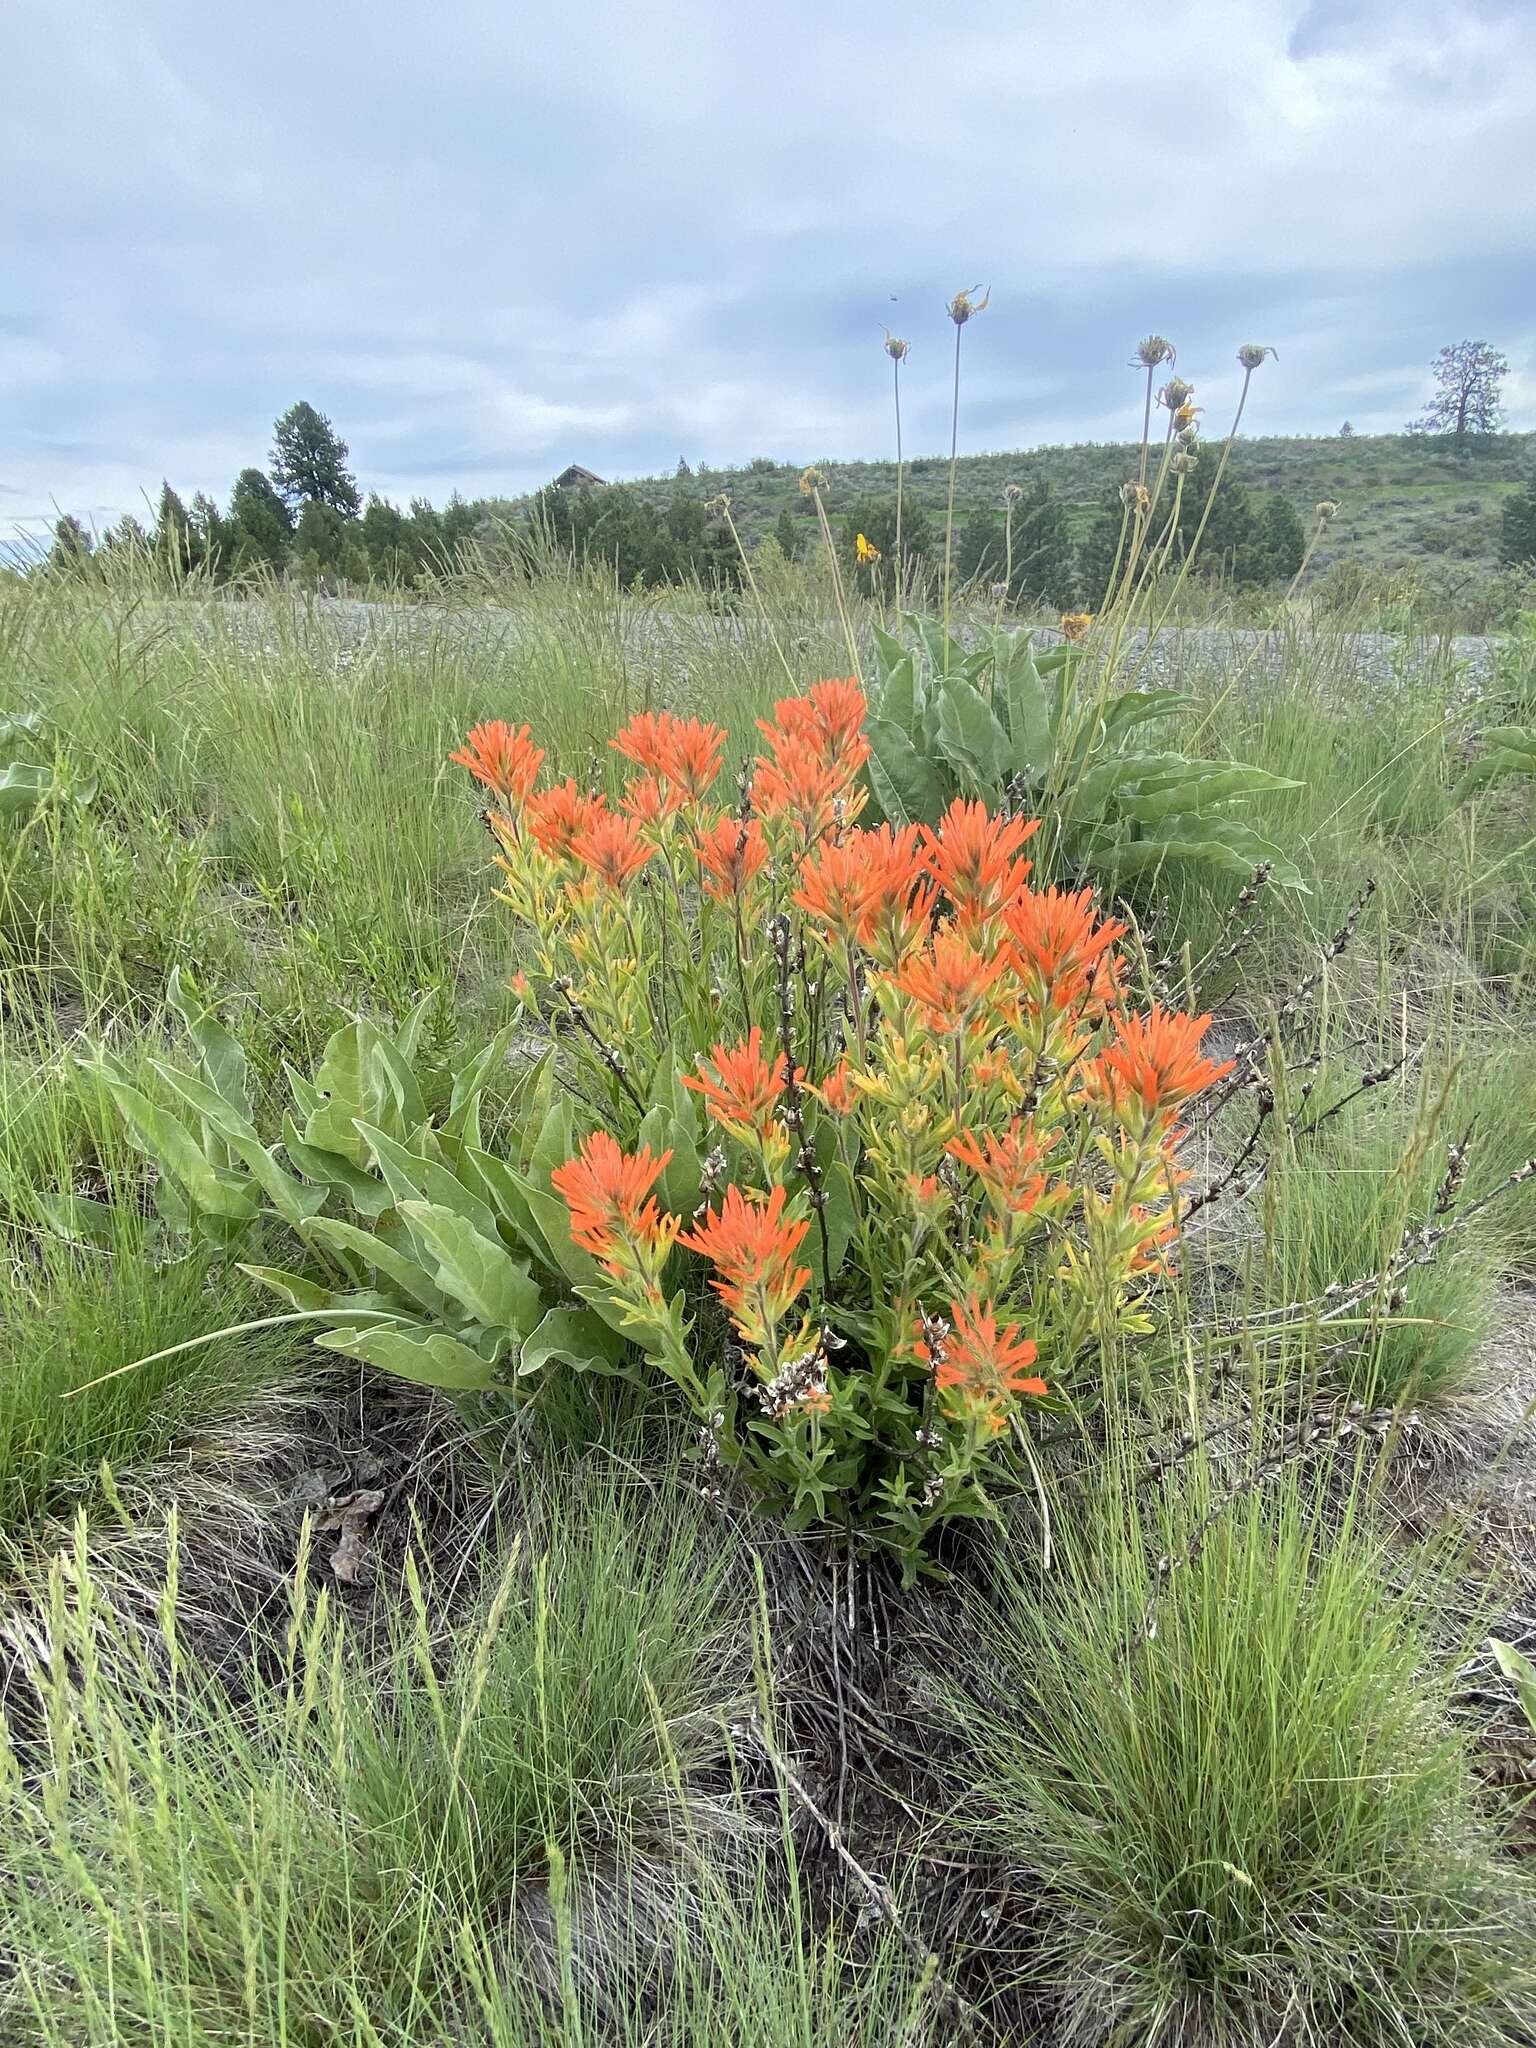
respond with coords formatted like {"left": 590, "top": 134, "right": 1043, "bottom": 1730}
{"left": 999, "top": 644, "right": 1052, "bottom": 782}
{"left": 1452, "top": 739, "right": 1536, "bottom": 803}
{"left": 303, "top": 1020, "right": 377, "bottom": 1166}
{"left": 35, "top": 1193, "right": 151, "bottom": 1253}
{"left": 0, "top": 760, "right": 51, "bottom": 815}
{"left": 96, "top": 1069, "right": 259, "bottom": 1222}
{"left": 873, "top": 649, "right": 918, "bottom": 737}
{"left": 238, "top": 1263, "right": 338, "bottom": 1312}
{"left": 395, "top": 990, "right": 438, "bottom": 1065}
{"left": 281, "top": 1117, "right": 395, "bottom": 1218}
{"left": 1103, "top": 689, "right": 1197, "bottom": 735}
{"left": 1110, "top": 816, "right": 1307, "bottom": 890}
{"left": 935, "top": 679, "right": 1008, "bottom": 796}
{"left": 513, "top": 1173, "right": 607, "bottom": 1292}
{"left": 463, "top": 1146, "right": 551, "bottom": 1261}
{"left": 870, "top": 620, "right": 910, "bottom": 680}
{"left": 516, "top": 1304, "right": 625, "bottom": 1379}
{"left": 369, "top": 1036, "right": 427, "bottom": 1136}
{"left": 1491, "top": 1638, "right": 1536, "bottom": 1735}
{"left": 316, "top": 1320, "right": 497, "bottom": 1392}
{"left": 152, "top": 1062, "right": 325, "bottom": 1227}
{"left": 865, "top": 717, "right": 943, "bottom": 828}
{"left": 1120, "top": 765, "right": 1302, "bottom": 822}
{"left": 166, "top": 968, "right": 251, "bottom": 1119}
{"left": 301, "top": 1215, "right": 448, "bottom": 1313}
{"left": 355, "top": 1121, "right": 501, "bottom": 1242}
{"left": 396, "top": 1200, "right": 545, "bottom": 1334}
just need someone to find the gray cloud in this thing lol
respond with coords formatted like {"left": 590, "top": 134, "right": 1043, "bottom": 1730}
{"left": 4, "top": 0, "right": 1533, "bottom": 537}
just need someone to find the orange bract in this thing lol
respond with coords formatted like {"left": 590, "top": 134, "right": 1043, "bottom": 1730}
{"left": 620, "top": 775, "right": 685, "bottom": 830}
{"left": 613, "top": 710, "right": 727, "bottom": 803}
{"left": 525, "top": 779, "right": 607, "bottom": 858}
{"left": 1005, "top": 885, "right": 1125, "bottom": 1010}
{"left": 551, "top": 1132, "right": 674, "bottom": 1264}
{"left": 921, "top": 798, "right": 1038, "bottom": 930}
{"left": 570, "top": 811, "right": 655, "bottom": 890}
{"left": 892, "top": 927, "right": 1006, "bottom": 1034}
{"left": 694, "top": 816, "right": 769, "bottom": 900}
{"left": 946, "top": 1119, "right": 1055, "bottom": 1214}
{"left": 679, "top": 1183, "right": 812, "bottom": 1339}
{"left": 683, "top": 1027, "right": 788, "bottom": 1142}
{"left": 1086, "top": 1005, "right": 1234, "bottom": 1120}
{"left": 916, "top": 1295, "right": 1046, "bottom": 1424}
{"left": 450, "top": 721, "right": 545, "bottom": 803}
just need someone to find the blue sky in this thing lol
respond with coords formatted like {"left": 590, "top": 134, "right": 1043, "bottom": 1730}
{"left": 4, "top": 0, "right": 1533, "bottom": 539}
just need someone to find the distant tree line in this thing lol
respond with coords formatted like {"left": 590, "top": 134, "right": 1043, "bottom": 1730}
{"left": 45, "top": 397, "right": 1315, "bottom": 601}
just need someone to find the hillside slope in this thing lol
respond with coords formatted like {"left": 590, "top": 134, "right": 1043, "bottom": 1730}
{"left": 632, "top": 432, "right": 1532, "bottom": 576}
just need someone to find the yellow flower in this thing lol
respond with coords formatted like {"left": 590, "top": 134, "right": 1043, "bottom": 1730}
{"left": 855, "top": 532, "right": 881, "bottom": 564}
{"left": 1059, "top": 612, "right": 1094, "bottom": 642}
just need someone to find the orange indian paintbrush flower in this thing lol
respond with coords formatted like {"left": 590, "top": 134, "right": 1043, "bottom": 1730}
{"left": 892, "top": 926, "right": 1006, "bottom": 1035}
{"left": 1004, "top": 885, "right": 1124, "bottom": 1011}
{"left": 694, "top": 816, "right": 769, "bottom": 900}
{"left": 945, "top": 1119, "right": 1056, "bottom": 1215}
{"left": 915, "top": 1296, "right": 1046, "bottom": 1429}
{"left": 569, "top": 811, "right": 655, "bottom": 890}
{"left": 551, "top": 1132, "right": 676, "bottom": 1274}
{"left": 449, "top": 721, "right": 545, "bottom": 803}
{"left": 525, "top": 779, "right": 607, "bottom": 858}
{"left": 679, "top": 1183, "right": 812, "bottom": 1344}
{"left": 1085, "top": 1005, "right": 1234, "bottom": 1123}
{"left": 683, "top": 1028, "right": 791, "bottom": 1149}
{"left": 613, "top": 711, "right": 726, "bottom": 803}
{"left": 921, "top": 798, "right": 1038, "bottom": 930}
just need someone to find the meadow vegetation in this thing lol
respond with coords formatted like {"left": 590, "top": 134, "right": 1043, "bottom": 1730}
{"left": 3, "top": 333, "right": 1536, "bottom": 2045}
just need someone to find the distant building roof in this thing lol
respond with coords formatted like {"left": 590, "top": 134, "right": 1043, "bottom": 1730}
{"left": 553, "top": 464, "right": 606, "bottom": 489}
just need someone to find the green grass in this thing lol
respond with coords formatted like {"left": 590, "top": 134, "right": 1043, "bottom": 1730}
{"left": 1, "top": 553, "right": 1533, "bottom": 2046}
{"left": 0, "top": 1468, "right": 812, "bottom": 2047}
{"left": 943, "top": 1472, "right": 1535, "bottom": 2047}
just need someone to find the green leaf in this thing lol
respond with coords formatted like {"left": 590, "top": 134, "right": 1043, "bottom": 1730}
{"left": 872, "top": 649, "right": 918, "bottom": 737}
{"left": 369, "top": 1036, "right": 427, "bottom": 1136}
{"left": 152, "top": 1063, "right": 325, "bottom": 1228}
{"left": 166, "top": 968, "right": 251, "bottom": 1120}
{"left": 935, "top": 679, "right": 1008, "bottom": 797}
{"left": 1452, "top": 737, "right": 1536, "bottom": 803}
{"left": 865, "top": 717, "right": 943, "bottom": 828}
{"left": 315, "top": 1320, "right": 497, "bottom": 1391}
{"left": 281, "top": 1118, "right": 395, "bottom": 1218}
{"left": 302, "top": 1019, "right": 377, "bottom": 1166}
{"left": 0, "top": 760, "right": 51, "bottom": 815}
{"left": 301, "top": 1215, "right": 447, "bottom": 1314}
{"left": 95, "top": 1068, "right": 259, "bottom": 1222}
{"left": 516, "top": 1304, "right": 625, "bottom": 1379}
{"left": 396, "top": 1200, "right": 545, "bottom": 1335}
{"left": 1109, "top": 816, "right": 1307, "bottom": 891}
{"left": 238, "top": 1263, "right": 338, "bottom": 1312}
{"left": 1103, "top": 688, "right": 1197, "bottom": 735}
{"left": 354, "top": 1121, "right": 501, "bottom": 1242}
{"left": 1120, "top": 764, "right": 1302, "bottom": 822}
{"left": 35, "top": 1193, "right": 153, "bottom": 1253}
{"left": 999, "top": 644, "right": 1052, "bottom": 783}
{"left": 1491, "top": 1638, "right": 1536, "bottom": 1735}
{"left": 514, "top": 1174, "right": 607, "bottom": 1292}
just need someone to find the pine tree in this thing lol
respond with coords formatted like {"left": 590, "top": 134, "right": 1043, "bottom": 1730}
{"left": 1007, "top": 479, "right": 1075, "bottom": 607}
{"left": 294, "top": 501, "right": 366, "bottom": 583}
{"left": 270, "top": 402, "right": 362, "bottom": 515}
{"left": 100, "top": 514, "right": 149, "bottom": 557}
{"left": 191, "top": 493, "right": 231, "bottom": 578}
{"left": 773, "top": 506, "right": 803, "bottom": 563}
{"left": 361, "top": 495, "right": 417, "bottom": 584}
{"left": 1258, "top": 497, "right": 1306, "bottom": 584}
{"left": 227, "top": 469, "right": 294, "bottom": 574}
{"left": 155, "top": 483, "right": 197, "bottom": 574}
{"left": 47, "top": 514, "right": 94, "bottom": 574}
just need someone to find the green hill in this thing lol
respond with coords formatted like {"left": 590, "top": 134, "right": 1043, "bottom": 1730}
{"left": 636, "top": 432, "right": 1533, "bottom": 577}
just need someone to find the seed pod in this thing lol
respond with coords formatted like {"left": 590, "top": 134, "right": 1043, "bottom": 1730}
{"left": 883, "top": 328, "right": 909, "bottom": 361}
{"left": 1237, "top": 343, "right": 1276, "bottom": 370}
{"left": 1135, "top": 335, "right": 1175, "bottom": 369}
{"left": 1160, "top": 376, "right": 1194, "bottom": 411}
{"left": 948, "top": 285, "right": 990, "bottom": 325}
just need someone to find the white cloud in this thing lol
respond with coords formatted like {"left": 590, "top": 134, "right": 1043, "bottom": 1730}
{"left": 3, "top": 0, "right": 1532, "bottom": 531}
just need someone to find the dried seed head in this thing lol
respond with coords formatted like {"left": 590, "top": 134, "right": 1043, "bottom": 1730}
{"left": 948, "top": 285, "right": 990, "bottom": 326}
{"left": 706, "top": 492, "right": 730, "bottom": 514}
{"left": 1121, "top": 480, "right": 1151, "bottom": 512}
{"left": 798, "top": 466, "right": 825, "bottom": 498}
{"left": 1314, "top": 499, "right": 1339, "bottom": 522}
{"left": 1159, "top": 376, "right": 1194, "bottom": 411}
{"left": 1135, "top": 335, "right": 1175, "bottom": 369}
{"left": 1059, "top": 611, "right": 1094, "bottom": 641}
{"left": 1237, "top": 343, "right": 1276, "bottom": 371}
{"left": 1170, "top": 450, "right": 1199, "bottom": 474}
{"left": 1176, "top": 428, "right": 1201, "bottom": 453}
{"left": 883, "top": 328, "right": 909, "bottom": 361}
{"left": 1002, "top": 481, "right": 1022, "bottom": 508}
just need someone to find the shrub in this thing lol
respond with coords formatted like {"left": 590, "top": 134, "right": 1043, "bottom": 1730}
{"left": 85, "top": 689, "right": 1237, "bottom": 1574}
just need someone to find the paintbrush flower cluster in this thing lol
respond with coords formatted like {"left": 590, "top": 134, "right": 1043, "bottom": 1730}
{"left": 458, "top": 684, "right": 1231, "bottom": 1564}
